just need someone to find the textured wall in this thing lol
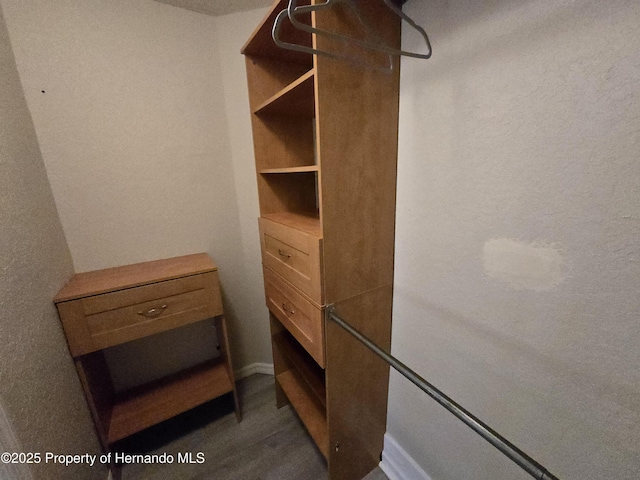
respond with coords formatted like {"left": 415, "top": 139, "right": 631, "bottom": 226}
{"left": 153, "top": 0, "right": 271, "bottom": 17}
{"left": 0, "top": 5, "right": 103, "bottom": 479}
{"left": 1, "top": 0, "right": 239, "bottom": 274}
{"left": 213, "top": 7, "right": 273, "bottom": 372}
{"left": 388, "top": 1, "right": 640, "bottom": 479}
{"left": 1, "top": 0, "right": 274, "bottom": 378}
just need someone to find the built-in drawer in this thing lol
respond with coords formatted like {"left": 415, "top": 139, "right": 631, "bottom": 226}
{"left": 57, "top": 271, "right": 223, "bottom": 356}
{"left": 259, "top": 217, "right": 323, "bottom": 305}
{"left": 263, "top": 267, "right": 324, "bottom": 368}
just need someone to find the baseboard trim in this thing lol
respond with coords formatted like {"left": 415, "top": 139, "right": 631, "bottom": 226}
{"left": 235, "top": 362, "right": 274, "bottom": 379}
{"left": 380, "top": 433, "right": 431, "bottom": 480}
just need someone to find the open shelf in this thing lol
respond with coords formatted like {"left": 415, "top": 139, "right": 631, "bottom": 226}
{"left": 261, "top": 165, "right": 318, "bottom": 174}
{"left": 254, "top": 69, "right": 315, "bottom": 118}
{"left": 277, "top": 368, "right": 328, "bottom": 459}
{"left": 259, "top": 172, "right": 319, "bottom": 218}
{"left": 262, "top": 211, "right": 322, "bottom": 237}
{"left": 107, "top": 358, "right": 233, "bottom": 443}
{"left": 252, "top": 115, "right": 315, "bottom": 170}
{"left": 274, "top": 331, "right": 326, "bottom": 405}
{"left": 241, "top": 0, "right": 312, "bottom": 66}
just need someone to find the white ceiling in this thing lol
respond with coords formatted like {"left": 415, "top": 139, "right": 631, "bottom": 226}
{"left": 153, "top": 0, "right": 272, "bottom": 17}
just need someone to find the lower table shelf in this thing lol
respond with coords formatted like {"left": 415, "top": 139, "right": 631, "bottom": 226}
{"left": 276, "top": 368, "right": 328, "bottom": 459}
{"left": 108, "top": 358, "right": 233, "bottom": 444}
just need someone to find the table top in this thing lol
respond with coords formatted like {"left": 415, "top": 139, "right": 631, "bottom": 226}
{"left": 54, "top": 253, "right": 217, "bottom": 303}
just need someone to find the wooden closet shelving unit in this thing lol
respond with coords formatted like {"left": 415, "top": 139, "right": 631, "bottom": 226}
{"left": 242, "top": 1, "right": 401, "bottom": 479}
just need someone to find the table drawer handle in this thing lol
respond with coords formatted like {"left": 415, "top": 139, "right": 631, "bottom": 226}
{"left": 138, "top": 305, "right": 167, "bottom": 318}
{"left": 282, "top": 303, "right": 295, "bottom": 315}
{"left": 277, "top": 249, "right": 291, "bottom": 259}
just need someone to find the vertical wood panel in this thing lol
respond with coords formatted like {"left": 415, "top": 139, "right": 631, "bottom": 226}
{"left": 270, "top": 313, "right": 291, "bottom": 408}
{"left": 314, "top": 2, "right": 400, "bottom": 479}
{"left": 74, "top": 352, "right": 114, "bottom": 451}
{"left": 216, "top": 316, "right": 241, "bottom": 422}
{"left": 316, "top": 1, "right": 401, "bottom": 304}
{"left": 326, "top": 285, "right": 393, "bottom": 480}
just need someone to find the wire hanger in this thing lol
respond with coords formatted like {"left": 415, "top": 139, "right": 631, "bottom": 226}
{"left": 287, "top": 0, "right": 432, "bottom": 60}
{"left": 272, "top": 1, "right": 394, "bottom": 72}
{"left": 272, "top": 0, "right": 432, "bottom": 71}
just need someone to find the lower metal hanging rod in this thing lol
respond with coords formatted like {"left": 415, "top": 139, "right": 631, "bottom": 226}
{"left": 326, "top": 305, "right": 560, "bottom": 480}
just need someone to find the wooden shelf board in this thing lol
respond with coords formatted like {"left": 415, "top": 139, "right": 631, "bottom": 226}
{"left": 260, "top": 165, "right": 318, "bottom": 174}
{"left": 277, "top": 369, "right": 328, "bottom": 459}
{"left": 241, "top": 0, "right": 312, "bottom": 65}
{"left": 273, "top": 332, "right": 326, "bottom": 406}
{"left": 262, "top": 212, "right": 322, "bottom": 238}
{"left": 254, "top": 69, "right": 315, "bottom": 118}
{"left": 107, "top": 359, "right": 233, "bottom": 444}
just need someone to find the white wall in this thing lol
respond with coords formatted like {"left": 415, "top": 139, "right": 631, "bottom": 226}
{"left": 0, "top": 4, "right": 102, "bottom": 478}
{"left": 214, "top": 7, "right": 273, "bottom": 374}
{"left": 387, "top": 1, "right": 640, "bottom": 480}
{"left": 2, "top": 0, "right": 238, "bottom": 273}
{"left": 1, "top": 0, "right": 272, "bottom": 379}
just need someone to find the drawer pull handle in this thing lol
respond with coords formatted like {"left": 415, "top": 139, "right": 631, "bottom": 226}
{"left": 278, "top": 249, "right": 291, "bottom": 260}
{"left": 282, "top": 303, "right": 295, "bottom": 315}
{"left": 138, "top": 305, "right": 167, "bottom": 318}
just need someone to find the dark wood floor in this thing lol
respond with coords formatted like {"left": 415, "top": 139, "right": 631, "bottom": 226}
{"left": 119, "top": 374, "right": 388, "bottom": 480}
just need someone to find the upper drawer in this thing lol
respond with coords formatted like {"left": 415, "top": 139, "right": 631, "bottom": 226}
{"left": 56, "top": 272, "right": 222, "bottom": 357}
{"left": 258, "top": 217, "right": 323, "bottom": 305}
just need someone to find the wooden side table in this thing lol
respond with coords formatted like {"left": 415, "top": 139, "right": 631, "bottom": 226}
{"left": 54, "top": 253, "right": 240, "bottom": 451}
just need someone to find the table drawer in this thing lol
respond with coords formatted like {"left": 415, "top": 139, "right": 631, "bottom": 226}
{"left": 259, "top": 217, "right": 323, "bottom": 304}
{"left": 57, "top": 271, "right": 222, "bottom": 356}
{"left": 264, "top": 267, "right": 324, "bottom": 368}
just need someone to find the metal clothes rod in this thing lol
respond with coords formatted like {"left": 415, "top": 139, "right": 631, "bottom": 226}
{"left": 326, "top": 306, "right": 560, "bottom": 480}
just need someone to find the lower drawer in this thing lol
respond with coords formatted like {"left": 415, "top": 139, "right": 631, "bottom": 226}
{"left": 263, "top": 268, "right": 324, "bottom": 368}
